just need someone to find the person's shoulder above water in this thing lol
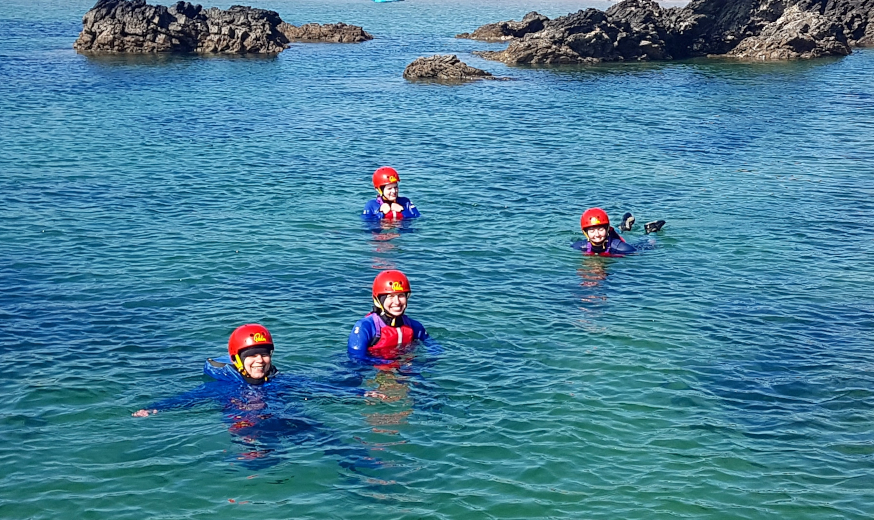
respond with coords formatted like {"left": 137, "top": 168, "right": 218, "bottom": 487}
{"left": 362, "top": 166, "right": 421, "bottom": 220}
{"left": 204, "top": 354, "right": 250, "bottom": 382}
{"left": 347, "top": 270, "right": 433, "bottom": 361}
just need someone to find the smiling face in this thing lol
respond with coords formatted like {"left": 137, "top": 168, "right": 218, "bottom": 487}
{"left": 382, "top": 292, "right": 409, "bottom": 317}
{"left": 242, "top": 352, "right": 272, "bottom": 379}
{"left": 584, "top": 225, "right": 608, "bottom": 245}
{"left": 381, "top": 182, "right": 399, "bottom": 202}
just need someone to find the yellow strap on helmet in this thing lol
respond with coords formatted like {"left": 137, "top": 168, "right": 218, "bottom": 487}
{"left": 233, "top": 354, "right": 247, "bottom": 375}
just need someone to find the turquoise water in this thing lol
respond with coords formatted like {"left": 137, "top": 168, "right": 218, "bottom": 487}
{"left": 2, "top": 0, "right": 873, "bottom": 518}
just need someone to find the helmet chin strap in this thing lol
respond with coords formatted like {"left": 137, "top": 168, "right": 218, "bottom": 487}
{"left": 233, "top": 354, "right": 247, "bottom": 375}
{"left": 373, "top": 295, "right": 406, "bottom": 326}
{"left": 585, "top": 227, "right": 607, "bottom": 245}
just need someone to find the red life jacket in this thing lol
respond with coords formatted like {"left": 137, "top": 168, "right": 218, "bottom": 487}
{"left": 379, "top": 197, "right": 404, "bottom": 220}
{"left": 368, "top": 313, "right": 414, "bottom": 359}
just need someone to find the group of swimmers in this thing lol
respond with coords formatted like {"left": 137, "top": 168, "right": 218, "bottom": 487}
{"left": 134, "top": 167, "right": 666, "bottom": 450}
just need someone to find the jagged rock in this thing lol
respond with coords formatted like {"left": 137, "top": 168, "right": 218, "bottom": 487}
{"left": 474, "top": 1, "right": 674, "bottom": 64}
{"left": 794, "top": 0, "right": 874, "bottom": 46}
{"left": 277, "top": 22, "right": 372, "bottom": 43}
{"left": 74, "top": 0, "right": 288, "bottom": 53}
{"left": 724, "top": 5, "right": 851, "bottom": 59}
{"left": 74, "top": 0, "right": 372, "bottom": 54}
{"left": 403, "top": 55, "right": 500, "bottom": 81}
{"left": 456, "top": 11, "right": 547, "bottom": 41}
{"left": 461, "top": 0, "right": 874, "bottom": 64}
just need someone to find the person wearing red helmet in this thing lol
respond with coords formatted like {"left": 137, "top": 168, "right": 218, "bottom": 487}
{"left": 572, "top": 208, "right": 665, "bottom": 256}
{"left": 347, "top": 270, "right": 431, "bottom": 361}
{"left": 131, "top": 324, "right": 384, "bottom": 470}
{"left": 362, "top": 167, "right": 421, "bottom": 220}
{"left": 134, "top": 324, "right": 379, "bottom": 417}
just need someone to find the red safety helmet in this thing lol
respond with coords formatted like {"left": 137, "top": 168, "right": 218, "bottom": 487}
{"left": 372, "top": 270, "right": 411, "bottom": 298}
{"left": 228, "top": 324, "right": 274, "bottom": 364}
{"left": 372, "top": 166, "right": 400, "bottom": 194}
{"left": 581, "top": 207, "right": 610, "bottom": 230}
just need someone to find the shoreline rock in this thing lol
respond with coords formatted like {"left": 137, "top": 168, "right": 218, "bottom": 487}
{"left": 403, "top": 55, "right": 504, "bottom": 82}
{"left": 74, "top": 0, "right": 372, "bottom": 54}
{"left": 456, "top": 12, "right": 547, "bottom": 41}
{"left": 722, "top": 5, "right": 851, "bottom": 60}
{"left": 278, "top": 22, "right": 373, "bottom": 43}
{"left": 459, "top": 0, "right": 871, "bottom": 64}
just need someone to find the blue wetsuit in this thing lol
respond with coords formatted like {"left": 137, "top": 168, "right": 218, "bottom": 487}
{"left": 572, "top": 227, "right": 637, "bottom": 256}
{"left": 347, "top": 312, "right": 438, "bottom": 364}
{"left": 144, "top": 355, "right": 369, "bottom": 470}
{"left": 362, "top": 196, "right": 420, "bottom": 220}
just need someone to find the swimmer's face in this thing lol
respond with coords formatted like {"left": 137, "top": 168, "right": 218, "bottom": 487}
{"left": 383, "top": 292, "right": 408, "bottom": 317}
{"left": 585, "top": 225, "right": 608, "bottom": 245}
{"left": 243, "top": 352, "right": 272, "bottom": 379}
{"left": 381, "top": 183, "right": 399, "bottom": 201}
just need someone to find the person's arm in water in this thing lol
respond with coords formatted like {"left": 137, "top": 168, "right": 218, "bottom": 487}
{"left": 608, "top": 237, "right": 637, "bottom": 255}
{"left": 407, "top": 316, "right": 441, "bottom": 357}
{"left": 571, "top": 240, "right": 588, "bottom": 251}
{"left": 277, "top": 373, "right": 383, "bottom": 399}
{"left": 132, "top": 381, "right": 226, "bottom": 417}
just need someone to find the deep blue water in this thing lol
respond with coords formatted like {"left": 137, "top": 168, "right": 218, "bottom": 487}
{"left": 1, "top": 0, "right": 873, "bottom": 518}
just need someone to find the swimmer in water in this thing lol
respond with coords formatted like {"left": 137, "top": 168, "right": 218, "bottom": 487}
{"left": 362, "top": 167, "right": 421, "bottom": 220}
{"left": 347, "top": 270, "right": 434, "bottom": 362}
{"left": 572, "top": 207, "right": 666, "bottom": 256}
{"left": 133, "top": 324, "right": 381, "bottom": 469}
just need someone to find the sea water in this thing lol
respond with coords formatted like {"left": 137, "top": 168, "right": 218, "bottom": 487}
{"left": 1, "top": 0, "right": 873, "bottom": 518}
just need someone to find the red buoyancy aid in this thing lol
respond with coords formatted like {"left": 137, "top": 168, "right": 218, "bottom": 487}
{"left": 378, "top": 197, "right": 404, "bottom": 220}
{"left": 368, "top": 313, "right": 414, "bottom": 359}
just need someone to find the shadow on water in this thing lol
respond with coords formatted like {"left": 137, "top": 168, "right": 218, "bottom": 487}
{"left": 512, "top": 54, "right": 847, "bottom": 79}
{"left": 78, "top": 51, "right": 280, "bottom": 68}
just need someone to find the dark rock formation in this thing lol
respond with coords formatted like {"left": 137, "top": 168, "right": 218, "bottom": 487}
{"left": 277, "top": 22, "right": 373, "bottom": 43}
{"left": 74, "top": 0, "right": 372, "bottom": 54}
{"left": 461, "top": 0, "right": 872, "bottom": 64}
{"left": 724, "top": 5, "right": 851, "bottom": 59}
{"left": 74, "top": 0, "right": 289, "bottom": 53}
{"left": 473, "top": 0, "right": 679, "bottom": 64}
{"left": 403, "top": 54, "right": 501, "bottom": 81}
{"left": 456, "top": 12, "right": 548, "bottom": 41}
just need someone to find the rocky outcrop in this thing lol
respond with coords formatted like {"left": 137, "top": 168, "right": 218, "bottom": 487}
{"left": 473, "top": 1, "right": 680, "bottom": 64}
{"left": 403, "top": 54, "right": 502, "bottom": 81}
{"left": 74, "top": 0, "right": 289, "bottom": 53}
{"left": 724, "top": 5, "right": 851, "bottom": 59}
{"left": 74, "top": 0, "right": 372, "bottom": 54}
{"left": 456, "top": 12, "right": 548, "bottom": 41}
{"left": 795, "top": 0, "right": 874, "bottom": 46}
{"left": 277, "top": 22, "right": 373, "bottom": 43}
{"left": 461, "top": 0, "right": 873, "bottom": 64}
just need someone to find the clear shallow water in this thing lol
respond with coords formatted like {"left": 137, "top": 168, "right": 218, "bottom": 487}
{"left": 1, "top": 0, "right": 873, "bottom": 518}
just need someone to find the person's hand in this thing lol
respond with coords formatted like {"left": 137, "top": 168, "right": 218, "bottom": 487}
{"left": 390, "top": 203, "right": 404, "bottom": 213}
{"left": 364, "top": 390, "right": 388, "bottom": 400}
{"left": 132, "top": 409, "right": 157, "bottom": 417}
{"left": 379, "top": 203, "right": 391, "bottom": 214}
